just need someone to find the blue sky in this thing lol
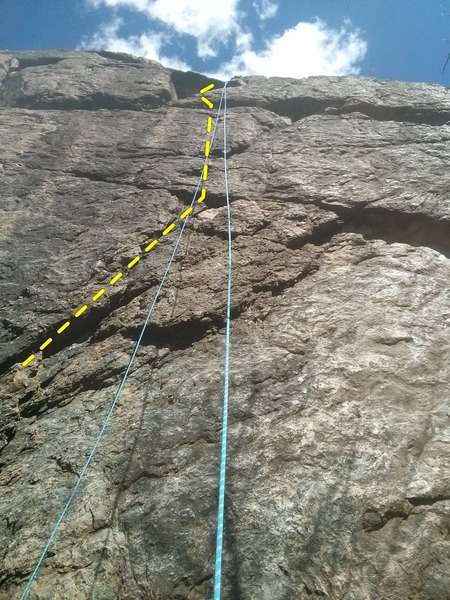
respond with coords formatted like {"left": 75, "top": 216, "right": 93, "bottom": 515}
{"left": 1, "top": 0, "right": 449, "bottom": 85}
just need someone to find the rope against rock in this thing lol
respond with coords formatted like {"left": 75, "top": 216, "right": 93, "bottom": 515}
{"left": 213, "top": 80, "right": 232, "bottom": 600}
{"left": 20, "top": 84, "right": 228, "bottom": 600}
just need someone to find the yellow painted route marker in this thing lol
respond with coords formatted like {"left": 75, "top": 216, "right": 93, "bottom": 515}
{"left": 75, "top": 305, "right": 88, "bottom": 318}
{"left": 57, "top": 322, "right": 70, "bottom": 335}
{"left": 145, "top": 240, "right": 158, "bottom": 252}
{"left": 201, "top": 97, "right": 213, "bottom": 109}
{"left": 92, "top": 289, "right": 105, "bottom": 301}
{"left": 22, "top": 354, "right": 35, "bottom": 367}
{"left": 180, "top": 207, "right": 193, "bottom": 219}
{"left": 39, "top": 338, "right": 53, "bottom": 351}
{"left": 20, "top": 82, "right": 217, "bottom": 368}
{"left": 127, "top": 256, "right": 140, "bottom": 269}
{"left": 162, "top": 223, "right": 175, "bottom": 236}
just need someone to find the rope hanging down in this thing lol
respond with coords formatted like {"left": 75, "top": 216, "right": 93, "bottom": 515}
{"left": 21, "top": 84, "right": 229, "bottom": 600}
{"left": 213, "top": 81, "right": 232, "bottom": 600}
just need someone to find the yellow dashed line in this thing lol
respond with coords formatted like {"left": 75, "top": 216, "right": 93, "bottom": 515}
{"left": 75, "top": 305, "right": 88, "bottom": 318}
{"left": 39, "top": 338, "right": 53, "bottom": 351}
{"left": 201, "top": 96, "right": 214, "bottom": 109}
{"left": 57, "top": 321, "right": 70, "bottom": 335}
{"left": 92, "top": 289, "right": 105, "bottom": 301}
{"left": 145, "top": 240, "right": 158, "bottom": 252}
{"left": 180, "top": 206, "right": 193, "bottom": 219}
{"left": 22, "top": 354, "right": 35, "bottom": 367}
{"left": 127, "top": 255, "right": 141, "bottom": 269}
{"left": 21, "top": 82, "right": 217, "bottom": 368}
{"left": 163, "top": 223, "right": 175, "bottom": 236}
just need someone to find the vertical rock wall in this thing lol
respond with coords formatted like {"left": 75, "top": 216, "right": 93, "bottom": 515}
{"left": 0, "top": 51, "right": 449, "bottom": 599}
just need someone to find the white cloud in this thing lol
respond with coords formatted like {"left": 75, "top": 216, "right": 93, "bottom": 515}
{"left": 86, "top": 0, "right": 152, "bottom": 10}
{"left": 85, "top": 0, "right": 242, "bottom": 58}
{"left": 253, "top": 0, "right": 278, "bottom": 20}
{"left": 209, "top": 18, "right": 367, "bottom": 80}
{"left": 77, "top": 17, "right": 191, "bottom": 70}
{"left": 82, "top": 2, "right": 367, "bottom": 80}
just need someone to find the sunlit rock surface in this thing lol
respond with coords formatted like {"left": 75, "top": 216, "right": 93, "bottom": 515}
{"left": 0, "top": 50, "right": 449, "bottom": 599}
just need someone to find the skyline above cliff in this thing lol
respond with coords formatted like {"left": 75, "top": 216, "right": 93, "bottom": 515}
{"left": 1, "top": 0, "right": 449, "bottom": 85}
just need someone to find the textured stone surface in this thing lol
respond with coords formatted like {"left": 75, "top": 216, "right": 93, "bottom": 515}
{"left": 0, "top": 51, "right": 177, "bottom": 110}
{"left": 0, "top": 51, "right": 450, "bottom": 599}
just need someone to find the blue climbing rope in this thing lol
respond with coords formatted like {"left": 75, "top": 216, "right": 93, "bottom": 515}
{"left": 20, "top": 85, "right": 229, "bottom": 599}
{"left": 213, "top": 81, "right": 231, "bottom": 600}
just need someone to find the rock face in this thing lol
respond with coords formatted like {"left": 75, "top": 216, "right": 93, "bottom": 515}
{"left": 0, "top": 51, "right": 450, "bottom": 599}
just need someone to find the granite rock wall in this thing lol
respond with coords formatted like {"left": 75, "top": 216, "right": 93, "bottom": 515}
{"left": 0, "top": 51, "right": 449, "bottom": 599}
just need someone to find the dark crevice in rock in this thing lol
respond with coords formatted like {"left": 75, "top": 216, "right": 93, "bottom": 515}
{"left": 2, "top": 426, "right": 16, "bottom": 447}
{"left": 406, "top": 495, "right": 450, "bottom": 506}
{"left": 169, "top": 69, "right": 223, "bottom": 100}
{"left": 335, "top": 205, "right": 450, "bottom": 258}
{"left": 0, "top": 277, "right": 157, "bottom": 378}
{"left": 11, "top": 278, "right": 241, "bottom": 380}
{"left": 17, "top": 390, "right": 35, "bottom": 408}
{"left": 10, "top": 92, "right": 172, "bottom": 111}
{"left": 304, "top": 581, "right": 327, "bottom": 597}
{"left": 211, "top": 143, "right": 250, "bottom": 158}
{"left": 266, "top": 194, "right": 450, "bottom": 256}
{"left": 69, "top": 168, "right": 117, "bottom": 184}
{"left": 61, "top": 168, "right": 198, "bottom": 192}
{"left": 18, "top": 391, "right": 48, "bottom": 419}
{"left": 167, "top": 187, "right": 202, "bottom": 206}
{"left": 66, "top": 168, "right": 153, "bottom": 190}
{"left": 363, "top": 496, "right": 450, "bottom": 533}
{"left": 1, "top": 221, "right": 234, "bottom": 375}
{"left": 16, "top": 56, "right": 65, "bottom": 69}
{"left": 224, "top": 96, "right": 450, "bottom": 126}
{"left": 285, "top": 218, "right": 343, "bottom": 251}
{"left": 363, "top": 508, "right": 410, "bottom": 532}
{"left": 0, "top": 351, "right": 24, "bottom": 380}
{"left": 41, "top": 282, "right": 156, "bottom": 360}
{"left": 201, "top": 193, "right": 231, "bottom": 210}
{"left": 278, "top": 564, "right": 290, "bottom": 577}
{"left": 2, "top": 205, "right": 446, "bottom": 377}
{"left": 168, "top": 187, "right": 227, "bottom": 210}
{"left": 39, "top": 373, "right": 58, "bottom": 390}
{"left": 324, "top": 102, "right": 450, "bottom": 126}
{"left": 192, "top": 223, "right": 239, "bottom": 242}
{"left": 26, "top": 165, "right": 155, "bottom": 190}
{"left": 53, "top": 455, "right": 79, "bottom": 476}
{"left": 120, "top": 313, "right": 226, "bottom": 351}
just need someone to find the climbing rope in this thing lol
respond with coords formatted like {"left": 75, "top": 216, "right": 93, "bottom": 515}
{"left": 213, "top": 81, "right": 231, "bottom": 600}
{"left": 21, "top": 84, "right": 229, "bottom": 599}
